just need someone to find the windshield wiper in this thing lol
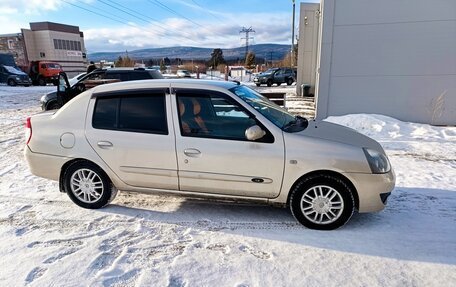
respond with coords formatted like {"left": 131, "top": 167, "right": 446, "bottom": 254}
{"left": 282, "top": 116, "right": 308, "bottom": 132}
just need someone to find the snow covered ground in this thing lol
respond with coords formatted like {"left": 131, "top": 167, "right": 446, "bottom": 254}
{"left": 0, "top": 85, "right": 455, "bottom": 286}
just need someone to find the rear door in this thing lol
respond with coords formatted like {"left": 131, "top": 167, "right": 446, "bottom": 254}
{"left": 85, "top": 89, "right": 178, "bottom": 190}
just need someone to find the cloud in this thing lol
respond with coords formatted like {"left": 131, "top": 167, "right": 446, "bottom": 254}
{"left": 0, "top": 0, "right": 62, "bottom": 15}
{"left": 84, "top": 12, "right": 293, "bottom": 52}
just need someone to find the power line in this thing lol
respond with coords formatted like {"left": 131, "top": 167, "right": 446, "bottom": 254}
{"left": 240, "top": 26, "right": 255, "bottom": 61}
{"left": 61, "top": 0, "right": 199, "bottom": 45}
{"left": 146, "top": 0, "right": 217, "bottom": 36}
{"left": 190, "top": 0, "right": 220, "bottom": 20}
{"left": 98, "top": 0, "right": 198, "bottom": 42}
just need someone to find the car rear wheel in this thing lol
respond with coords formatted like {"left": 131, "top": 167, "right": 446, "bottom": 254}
{"left": 286, "top": 78, "right": 293, "bottom": 85}
{"left": 289, "top": 174, "right": 355, "bottom": 230}
{"left": 7, "top": 79, "right": 16, "bottom": 86}
{"left": 256, "top": 83, "right": 261, "bottom": 87}
{"left": 63, "top": 161, "right": 117, "bottom": 209}
{"left": 267, "top": 79, "right": 273, "bottom": 87}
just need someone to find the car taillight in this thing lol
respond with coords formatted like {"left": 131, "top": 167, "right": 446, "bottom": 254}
{"left": 25, "top": 117, "right": 32, "bottom": 145}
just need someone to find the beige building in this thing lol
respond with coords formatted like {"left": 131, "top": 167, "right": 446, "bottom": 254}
{"left": 297, "top": 0, "right": 455, "bottom": 125}
{"left": 0, "top": 22, "right": 87, "bottom": 75}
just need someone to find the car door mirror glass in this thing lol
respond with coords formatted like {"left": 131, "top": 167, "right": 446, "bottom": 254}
{"left": 245, "top": 125, "right": 266, "bottom": 141}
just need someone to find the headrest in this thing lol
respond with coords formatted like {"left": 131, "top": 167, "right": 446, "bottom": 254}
{"left": 192, "top": 98, "right": 201, "bottom": 115}
{"left": 178, "top": 99, "right": 185, "bottom": 116}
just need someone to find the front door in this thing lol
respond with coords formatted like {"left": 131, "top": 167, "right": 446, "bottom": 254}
{"left": 173, "top": 89, "right": 285, "bottom": 198}
{"left": 85, "top": 89, "right": 178, "bottom": 190}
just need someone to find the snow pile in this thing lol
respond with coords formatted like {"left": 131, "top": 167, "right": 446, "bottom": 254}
{"left": 326, "top": 114, "right": 456, "bottom": 190}
{"left": 0, "top": 86, "right": 455, "bottom": 286}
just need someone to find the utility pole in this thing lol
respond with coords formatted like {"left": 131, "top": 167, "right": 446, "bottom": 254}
{"left": 239, "top": 26, "right": 255, "bottom": 62}
{"left": 291, "top": 0, "right": 296, "bottom": 67}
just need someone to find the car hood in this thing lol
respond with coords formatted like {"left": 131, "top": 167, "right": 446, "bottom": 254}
{"left": 297, "top": 120, "right": 384, "bottom": 152}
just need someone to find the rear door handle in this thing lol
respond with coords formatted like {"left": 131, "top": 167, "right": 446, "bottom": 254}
{"left": 184, "top": 148, "right": 201, "bottom": 157}
{"left": 97, "top": 141, "right": 113, "bottom": 149}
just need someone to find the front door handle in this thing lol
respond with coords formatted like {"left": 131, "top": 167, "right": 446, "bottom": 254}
{"left": 184, "top": 148, "right": 201, "bottom": 157}
{"left": 97, "top": 141, "right": 113, "bottom": 149}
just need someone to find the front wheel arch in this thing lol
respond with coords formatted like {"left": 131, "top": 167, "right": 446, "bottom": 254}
{"left": 287, "top": 170, "right": 359, "bottom": 211}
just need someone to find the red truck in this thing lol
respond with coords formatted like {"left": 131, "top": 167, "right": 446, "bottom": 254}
{"left": 28, "top": 61, "right": 63, "bottom": 86}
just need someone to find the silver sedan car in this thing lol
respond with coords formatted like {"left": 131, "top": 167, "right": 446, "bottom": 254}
{"left": 24, "top": 77, "right": 395, "bottom": 230}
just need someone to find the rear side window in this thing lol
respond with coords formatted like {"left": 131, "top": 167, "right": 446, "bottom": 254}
{"left": 129, "top": 71, "right": 151, "bottom": 81}
{"left": 105, "top": 73, "right": 129, "bottom": 81}
{"left": 92, "top": 92, "right": 167, "bottom": 134}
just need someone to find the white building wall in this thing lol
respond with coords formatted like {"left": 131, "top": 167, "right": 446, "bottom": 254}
{"left": 316, "top": 0, "right": 456, "bottom": 125}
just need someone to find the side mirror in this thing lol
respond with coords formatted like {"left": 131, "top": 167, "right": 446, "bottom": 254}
{"left": 245, "top": 125, "right": 266, "bottom": 141}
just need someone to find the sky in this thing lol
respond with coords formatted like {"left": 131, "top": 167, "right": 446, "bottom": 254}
{"left": 0, "top": 0, "right": 318, "bottom": 52}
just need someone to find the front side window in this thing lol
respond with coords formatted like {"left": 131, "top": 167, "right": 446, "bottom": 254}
{"left": 177, "top": 90, "right": 271, "bottom": 142}
{"left": 93, "top": 93, "right": 167, "bottom": 134}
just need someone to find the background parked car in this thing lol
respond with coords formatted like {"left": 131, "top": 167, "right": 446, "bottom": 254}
{"left": 177, "top": 70, "right": 191, "bottom": 78}
{"left": 41, "top": 67, "right": 164, "bottom": 110}
{"left": 253, "top": 68, "right": 296, "bottom": 87}
{"left": 0, "top": 65, "right": 32, "bottom": 86}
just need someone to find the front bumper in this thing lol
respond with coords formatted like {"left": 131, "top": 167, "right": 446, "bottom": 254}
{"left": 17, "top": 79, "right": 32, "bottom": 85}
{"left": 253, "top": 77, "right": 268, "bottom": 84}
{"left": 343, "top": 169, "right": 396, "bottom": 212}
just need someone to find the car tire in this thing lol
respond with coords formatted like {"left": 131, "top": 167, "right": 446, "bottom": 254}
{"left": 38, "top": 77, "right": 46, "bottom": 86}
{"left": 256, "top": 83, "right": 261, "bottom": 87}
{"left": 63, "top": 161, "right": 118, "bottom": 209}
{"left": 267, "top": 79, "right": 273, "bottom": 87}
{"left": 7, "top": 79, "right": 16, "bottom": 86}
{"left": 276, "top": 82, "right": 282, "bottom": 86}
{"left": 286, "top": 78, "right": 293, "bottom": 86}
{"left": 289, "top": 174, "right": 355, "bottom": 230}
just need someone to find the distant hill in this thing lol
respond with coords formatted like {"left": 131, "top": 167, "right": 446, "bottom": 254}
{"left": 88, "top": 44, "right": 290, "bottom": 62}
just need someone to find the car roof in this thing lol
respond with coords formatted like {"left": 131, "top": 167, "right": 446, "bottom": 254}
{"left": 91, "top": 79, "right": 239, "bottom": 95}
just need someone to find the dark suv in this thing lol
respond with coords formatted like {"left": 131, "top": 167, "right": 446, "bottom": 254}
{"left": 40, "top": 68, "right": 163, "bottom": 110}
{"left": 253, "top": 68, "right": 296, "bottom": 87}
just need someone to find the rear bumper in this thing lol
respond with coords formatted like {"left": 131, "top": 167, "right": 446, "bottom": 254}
{"left": 343, "top": 169, "right": 396, "bottom": 212}
{"left": 24, "top": 146, "right": 68, "bottom": 181}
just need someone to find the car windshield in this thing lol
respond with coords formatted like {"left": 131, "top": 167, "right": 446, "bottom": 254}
{"left": 3, "top": 65, "right": 25, "bottom": 75}
{"left": 262, "top": 69, "right": 277, "bottom": 75}
{"left": 230, "top": 85, "right": 307, "bottom": 132}
{"left": 47, "top": 63, "right": 61, "bottom": 69}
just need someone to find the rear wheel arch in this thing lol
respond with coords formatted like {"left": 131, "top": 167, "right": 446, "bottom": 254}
{"left": 287, "top": 170, "right": 359, "bottom": 211}
{"left": 59, "top": 159, "right": 112, "bottom": 192}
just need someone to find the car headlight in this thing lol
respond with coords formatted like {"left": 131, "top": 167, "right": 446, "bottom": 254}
{"left": 15, "top": 76, "right": 21, "bottom": 80}
{"left": 363, "top": 148, "right": 391, "bottom": 174}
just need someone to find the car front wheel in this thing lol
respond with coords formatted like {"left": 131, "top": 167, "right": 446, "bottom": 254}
{"left": 289, "top": 174, "right": 355, "bottom": 230}
{"left": 63, "top": 161, "right": 117, "bottom": 209}
{"left": 7, "top": 79, "right": 16, "bottom": 86}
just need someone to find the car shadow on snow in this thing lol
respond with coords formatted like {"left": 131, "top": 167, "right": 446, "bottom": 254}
{"left": 99, "top": 187, "right": 456, "bottom": 265}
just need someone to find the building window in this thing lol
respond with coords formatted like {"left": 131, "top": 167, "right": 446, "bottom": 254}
{"left": 53, "top": 39, "right": 58, "bottom": 49}
{"left": 7, "top": 40, "right": 14, "bottom": 49}
{"left": 77, "top": 41, "right": 81, "bottom": 51}
{"left": 40, "top": 52, "right": 46, "bottom": 58}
